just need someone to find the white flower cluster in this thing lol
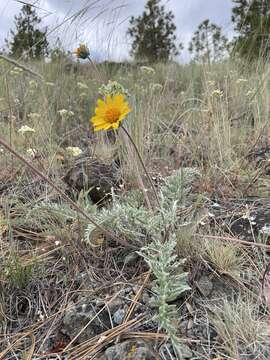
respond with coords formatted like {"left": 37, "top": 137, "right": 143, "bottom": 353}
{"left": 140, "top": 66, "right": 155, "bottom": 75}
{"left": 66, "top": 146, "right": 82, "bottom": 157}
{"left": 10, "top": 67, "right": 23, "bottom": 76}
{"left": 99, "top": 80, "right": 130, "bottom": 97}
{"left": 58, "top": 109, "right": 75, "bottom": 118}
{"left": 18, "top": 125, "right": 35, "bottom": 134}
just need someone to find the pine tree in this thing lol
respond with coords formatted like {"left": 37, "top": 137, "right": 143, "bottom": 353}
{"left": 7, "top": 4, "right": 49, "bottom": 60}
{"left": 188, "top": 19, "right": 230, "bottom": 64}
{"left": 232, "top": 0, "right": 270, "bottom": 61}
{"left": 127, "top": 0, "right": 181, "bottom": 63}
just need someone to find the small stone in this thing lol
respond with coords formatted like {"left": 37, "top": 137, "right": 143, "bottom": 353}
{"left": 202, "top": 325, "right": 218, "bottom": 340}
{"left": 61, "top": 298, "right": 110, "bottom": 343}
{"left": 124, "top": 252, "right": 139, "bottom": 265}
{"left": 101, "top": 340, "right": 156, "bottom": 360}
{"left": 113, "top": 308, "right": 126, "bottom": 325}
{"left": 197, "top": 275, "right": 213, "bottom": 297}
{"left": 179, "top": 320, "right": 189, "bottom": 333}
{"left": 174, "top": 343, "right": 193, "bottom": 359}
{"left": 142, "top": 292, "right": 150, "bottom": 304}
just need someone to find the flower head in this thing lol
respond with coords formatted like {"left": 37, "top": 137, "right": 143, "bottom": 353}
{"left": 66, "top": 146, "right": 82, "bottom": 157}
{"left": 91, "top": 94, "right": 131, "bottom": 132}
{"left": 211, "top": 89, "right": 223, "bottom": 97}
{"left": 58, "top": 109, "right": 74, "bottom": 118}
{"left": 18, "top": 125, "right": 35, "bottom": 134}
{"left": 99, "top": 80, "right": 130, "bottom": 98}
{"left": 10, "top": 67, "right": 23, "bottom": 76}
{"left": 140, "top": 66, "right": 155, "bottom": 75}
{"left": 29, "top": 80, "right": 38, "bottom": 89}
{"left": 246, "top": 89, "right": 255, "bottom": 97}
{"left": 74, "top": 44, "right": 90, "bottom": 59}
{"left": 150, "top": 83, "right": 163, "bottom": 91}
{"left": 26, "top": 148, "right": 37, "bottom": 158}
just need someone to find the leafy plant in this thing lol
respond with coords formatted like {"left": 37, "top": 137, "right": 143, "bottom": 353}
{"left": 159, "top": 168, "right": 200, "bottom": 211}
{"left": 139, "top": 234, "right": 190, "bottom": 346}
{"left": 83, "top": 169, "right": 199, "bottom": 344}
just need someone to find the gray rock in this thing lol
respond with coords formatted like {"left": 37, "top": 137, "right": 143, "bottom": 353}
{"left": 202, "top": 325, "right": 218, "bottom": 340}
{"left": 197, "top": 275, "right": 213, "bottom": 297}
{"left": 142, "top": 292, "right": 151, "bottom": 304}
{"left": 98, "top": 340, "right": 157, "bottom": 360}
{"left": 63, "top": 155, "right": 119, "bottom": 204}
{"left": 179, "top": 320, "right": 189, "bottom": 333}
{"left": 124, "top": 252, "right": 139, "bottom": 265}
{"left": 173, "top": 343, "right": 193, "bottom": 359}
{"left": 113, "top": 307, "right": 126, "bottom": 325}
{"left": 61, "top": 299, "right": 110, "bottom": 343}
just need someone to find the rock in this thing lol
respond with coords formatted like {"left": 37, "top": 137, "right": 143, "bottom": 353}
{"left": 124, "top": 252, "right": 139, "bottom": 265}
{"left": 142, "top": 292, "right": 151, "bottom": 305}
{"left": 61, "top": 299, "right": 110, "bottom": 343}
{"left": 64, "top": 155, "right": 120, "bottom": 203}
{"left": 173, "top": 343, "right": 193, "bottom": 359}
{"left": 202, "top": 325, "right": 218, "bottom": 340}
{"left": 247, "top": 146, "right": 270, "bottom": 170}
{"left": 98, "top": 340, "right": 157, "bottom": 360}
{"left": 228, "top": 208, "right": 270, "bottom": 241}
{"left": 113, "top": 307, "right": 126, "bottom": 325}
{"left": 196, "top": 275, "right": 213, "bottom": 297}
{"left": 208, "top": 198, "right": 270, "bottom": 243}
{"left": 179, "top": 320, "right": 189, "bottom": 334}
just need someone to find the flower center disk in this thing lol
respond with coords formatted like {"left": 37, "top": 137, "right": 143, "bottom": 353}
{"left": 106, "top": 107, "right": 121, "bottom": 123}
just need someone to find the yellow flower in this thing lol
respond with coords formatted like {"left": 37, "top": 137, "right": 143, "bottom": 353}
{"left": 91, "top": 94, "right": 131, "bottom": 132}
{"left": 74, "top": 44, "right": 90, "bottom": 59}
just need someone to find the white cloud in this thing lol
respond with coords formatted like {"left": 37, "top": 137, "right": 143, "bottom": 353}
{"left": 0, "top": 0, "right": 234, "bottom": 61}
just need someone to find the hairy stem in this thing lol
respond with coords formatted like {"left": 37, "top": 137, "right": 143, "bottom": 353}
{"left": 121, "top": 125, "right": 160, "bottom": 208}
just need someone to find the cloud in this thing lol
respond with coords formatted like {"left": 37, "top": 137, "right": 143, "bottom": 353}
{"left": 0, "top": 0, "right": 234, "bottom": 61}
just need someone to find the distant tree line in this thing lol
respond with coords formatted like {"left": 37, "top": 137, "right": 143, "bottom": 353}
{"left": 4, "top": 0, "right": 270, "bottom": 64}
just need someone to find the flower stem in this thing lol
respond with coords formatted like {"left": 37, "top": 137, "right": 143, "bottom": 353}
{"left": 0, "top": 136, "right": 135, "bottom": 249}
{"left": 87, "top": 56, "right": 105, "bottom": 84}
{"left": 121, "top": 126, "right": 160, "bottom": 208}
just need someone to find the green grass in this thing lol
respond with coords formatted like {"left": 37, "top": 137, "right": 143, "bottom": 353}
{"left": 1, "top": 56, "right": 270, "bottom": 358}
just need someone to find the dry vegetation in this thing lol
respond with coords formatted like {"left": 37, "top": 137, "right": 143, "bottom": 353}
{"left": 1, "top": 56, "right": 270, "bottom": 359}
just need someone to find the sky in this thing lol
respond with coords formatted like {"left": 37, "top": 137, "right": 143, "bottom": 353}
{"left": 0, "top": 0, "right": 234, "bottom": 61}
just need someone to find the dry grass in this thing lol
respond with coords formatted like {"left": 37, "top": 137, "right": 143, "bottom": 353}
{"left": 211, "top": 297, "right": 270, "bottom": 359}
{"left": 1, "top": 55, "right": 270, "bottom": 358}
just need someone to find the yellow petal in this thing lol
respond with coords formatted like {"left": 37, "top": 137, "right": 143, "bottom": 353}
{"left": 95, "top": 108, "right": 106, "bottom": 117}
{"left": 91, "top": 120, "right": 107, "bottom": 127}
{"left": 112, "top": 121, "right": 121, "bottom": 129}
{"left": 97, "top": 98, "right": 105, "bottom": 107}
{"left": 105, "top": 95, "right": 113, "bottom": 105}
